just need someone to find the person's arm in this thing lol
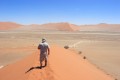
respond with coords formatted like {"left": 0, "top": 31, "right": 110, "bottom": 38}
{"left": 48, "top": 47, "right": 50, "bottom": 55}
{"left": 38, "top": 44, "right": 40, "bottom": 49}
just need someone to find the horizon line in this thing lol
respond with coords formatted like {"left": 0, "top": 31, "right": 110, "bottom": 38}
{"left": 0, "top": 21, "right": 120, "bottom": 26}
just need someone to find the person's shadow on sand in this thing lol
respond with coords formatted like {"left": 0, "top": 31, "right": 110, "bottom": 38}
{"left": 25, "top": 66, "right": 46, "bottom": 73}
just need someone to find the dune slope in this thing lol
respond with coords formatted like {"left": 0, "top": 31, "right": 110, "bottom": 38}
{"left": 19, "top": 23, "right": 80, "bottom": 31}
{"left": 0, "top": 45, "right": 114, "bottom": 80}
{"left": 79, "top": 23, "right": 120, "bottom": 32}
{"left": 39, "top": 23, "right": 80, "bottom": 31}
{"left": 0, "top": 22, "right": 22, "bottom": 30}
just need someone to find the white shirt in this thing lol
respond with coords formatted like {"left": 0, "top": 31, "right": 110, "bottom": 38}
{"left": 38, "top": 42, "right": 49, "bottom": 53}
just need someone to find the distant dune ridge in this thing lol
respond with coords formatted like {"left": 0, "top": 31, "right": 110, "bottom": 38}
{"left": 0, "top": 22, "right": 22, "bottom": 30}
{"left": 38, "top": 22, "right": 80, "bottom": 31}
{"left": 18, "top": 22, "right": 80, "bottom": 31}
{"left": 0, "top": 22, "right": 120, "bottom": 31}
{"left": 79, "top": 23, "right": 120, "bottom": 32}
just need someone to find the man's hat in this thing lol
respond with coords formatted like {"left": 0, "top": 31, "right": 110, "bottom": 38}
{"left": 42, "top": 38, "right": 46, "bottom": 42}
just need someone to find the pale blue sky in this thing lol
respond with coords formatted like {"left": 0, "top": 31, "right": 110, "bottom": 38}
{"left": 0, "top": 0, "right": 120, "bottom": 25}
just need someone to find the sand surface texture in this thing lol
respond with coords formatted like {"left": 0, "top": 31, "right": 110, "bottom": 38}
{"left": 0, "top": 45, "right": 114, "bottom": 80}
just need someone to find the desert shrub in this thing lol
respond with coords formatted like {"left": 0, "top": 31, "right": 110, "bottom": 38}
{"left": 78, "top": 51, "right": 82, "bottom": 54}
{"left": 64, "top": 45, "right": 69, "bottom": 49}
{"left": 83, "top": 56, "right": 86, "bottom": 59}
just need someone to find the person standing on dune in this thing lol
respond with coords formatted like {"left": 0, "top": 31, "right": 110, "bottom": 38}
{"left": 38, "top": 38, "right": 50, "bottom": 67}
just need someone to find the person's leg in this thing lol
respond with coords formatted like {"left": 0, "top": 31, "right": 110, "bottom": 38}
{"left": 44, "top": 53, "right": 48, "bottom": 66}
{"left": 45, "top": 58, "right": 47, "bottom": 66}
{"left": 40, "top": 54, "right": 43, "bottom": 67}
{"left": 40, "top": 61, "right": 42, "bottom": 67}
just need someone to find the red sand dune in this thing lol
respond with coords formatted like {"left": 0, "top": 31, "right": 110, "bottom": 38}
{"left": 0, "top": 45, "right": 114, "bottom": 80}
{"left": 0, "top": 22, "right": 22, "bottom": 30}
{"left": 39, "top": 23, "right": 80, "bottom": 31}
{"left": 19, "top": 22, "right": 80, "bottom": 31}
{"left": 1, "top": 22, "right": 120, "bottom": 32}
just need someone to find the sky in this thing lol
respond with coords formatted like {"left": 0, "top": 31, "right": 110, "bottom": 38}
{"left": 0, "top": 0, "right": 120, "bottom": 25}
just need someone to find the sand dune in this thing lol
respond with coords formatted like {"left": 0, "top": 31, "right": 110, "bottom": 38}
{"left": 0, "top": 45, "right": 114, "bottom": 80}
{"left": 28, "top": 23, "right": 120, "bottom": 32}
{"left": 79, "top": 23, "right": 120, "bottom": 32}
{"left": 0, "top": 22, "right": 120, "bottom": 32}
{"left": 18, "top": 22, "right": 80, "bottom": 31}
{"left": 38, "top": 22, "right": 80, "bottom": 31}
{"left": 0, "top": 22, "right": 22, "bottom": 30}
